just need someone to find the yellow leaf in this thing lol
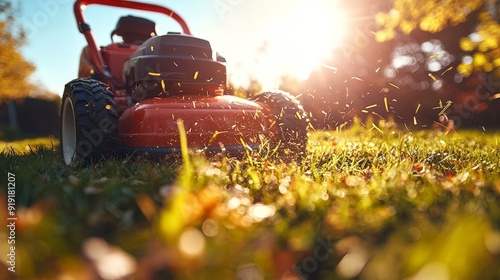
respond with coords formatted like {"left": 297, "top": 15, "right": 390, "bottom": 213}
{"left": 375, "top": 12, "right": 388, "bottom": 26}
{"left": 473, "top": 53, "right": 488, "bottom": 68}
{"left": 484, "top": 63, "right": 494, "bottom": 72}
{"left": 375, "top": 29, "right": 396, "bottom": 42}
{"left": 457, "top": 63, "right": 473, "bottom": 77}
{"left": 492, "top": 57, "right": 500, "bottom": 67}
{"left": 459, "top": 37, "right": 475, "bottom": 52}
{"left": 400, "top": 20, "right": 415, "bottom": 34}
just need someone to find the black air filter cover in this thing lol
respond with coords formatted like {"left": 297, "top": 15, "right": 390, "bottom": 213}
{"left": 124, "top": 34, "right": 226, "bottom": 88}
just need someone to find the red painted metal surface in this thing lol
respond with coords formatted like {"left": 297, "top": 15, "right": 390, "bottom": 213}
{"left": 119, "top": 95, "right": 279, "bottom": 148}
{"left": 101, "top": 43, "right": 139, "bottom": 84}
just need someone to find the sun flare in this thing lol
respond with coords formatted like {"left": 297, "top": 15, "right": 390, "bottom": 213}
{"left": 250, "top": 0, "right": 347, "bottom": 89}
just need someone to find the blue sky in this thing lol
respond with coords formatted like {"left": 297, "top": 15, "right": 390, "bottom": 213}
{"left": 15, "top": 0, "right": 346, "bottom": 95}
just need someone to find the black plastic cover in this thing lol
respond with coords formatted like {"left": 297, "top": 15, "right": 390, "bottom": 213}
{"left": 123, "top": 34, "right": 226, "bottom": 88}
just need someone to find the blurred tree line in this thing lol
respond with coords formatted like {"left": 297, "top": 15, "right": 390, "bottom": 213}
{"left": 0, "top": 0, "right": 59, "bottom": 140}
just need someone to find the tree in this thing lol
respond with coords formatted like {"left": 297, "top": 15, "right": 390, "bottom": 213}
{"left": 376, "top": 0, "right": 500, "bottom": 79}
{"left": 0, "top": 0, "right": 35, "bottom": 128}
{"left": 280, "top": 0, "right": 500, "bottom": 129}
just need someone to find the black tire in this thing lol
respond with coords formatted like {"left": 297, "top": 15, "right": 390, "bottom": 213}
{"left": 250, "top": 90, "right": 309, "bottom": 161}
{"left": 60, "top": 78, "right": 119, "bottom": 165}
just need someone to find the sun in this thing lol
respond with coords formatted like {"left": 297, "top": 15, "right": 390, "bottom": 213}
{"left": 253, "top": 0, "right": 348, "bottom": 88}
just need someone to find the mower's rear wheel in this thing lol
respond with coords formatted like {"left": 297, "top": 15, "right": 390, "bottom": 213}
{"left": 60, "top": 79, "right": 119, "bottom": 165}
{"left": 250, "top": 90, "right": 309, "bottom": 161}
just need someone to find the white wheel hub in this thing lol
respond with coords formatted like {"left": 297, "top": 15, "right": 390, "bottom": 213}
{"left": 62, "top": 97, "right": 77, "bottom": 165}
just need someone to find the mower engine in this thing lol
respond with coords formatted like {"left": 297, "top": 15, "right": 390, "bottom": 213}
{"left": 124, "top": 33, "right": 228, "bottom": 101}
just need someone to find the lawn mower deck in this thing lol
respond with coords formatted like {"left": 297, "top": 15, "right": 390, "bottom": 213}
{"left": 119, "top": 95, "right": 277, "bottom": 156}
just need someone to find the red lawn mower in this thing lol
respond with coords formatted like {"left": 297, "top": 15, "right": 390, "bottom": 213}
{"left": 60, "top": 0, "right": 309, "bottom": 165}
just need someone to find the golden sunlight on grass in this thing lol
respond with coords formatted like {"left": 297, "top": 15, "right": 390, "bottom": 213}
{"left": 2, "top": 129, "right": 500, "bottom": 279}
{"left": 0, "top": 137, "right": 58, "bottom": 154}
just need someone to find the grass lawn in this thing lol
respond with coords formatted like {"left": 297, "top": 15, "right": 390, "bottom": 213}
{"left": 1, "top": 126, "right": 500, "bottom": 279}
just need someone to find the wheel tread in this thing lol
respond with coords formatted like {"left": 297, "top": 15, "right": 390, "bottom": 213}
{"left": 250, "top": 90, "right": 309, "bottom": 161}
{"left": 60, "top": 78, "right": 119, "bottom": 165}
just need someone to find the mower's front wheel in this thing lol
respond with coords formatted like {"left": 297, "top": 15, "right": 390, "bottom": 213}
{"left": 250, "top": 90, "right": 309, "bottom": 161}
{"left": 60, "top": 79, "right": 119, "bottom": 165}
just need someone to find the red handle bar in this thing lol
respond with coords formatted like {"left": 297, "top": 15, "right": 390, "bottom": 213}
{"left": 73, "top": 0, "right": 191, "bottom": 76}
